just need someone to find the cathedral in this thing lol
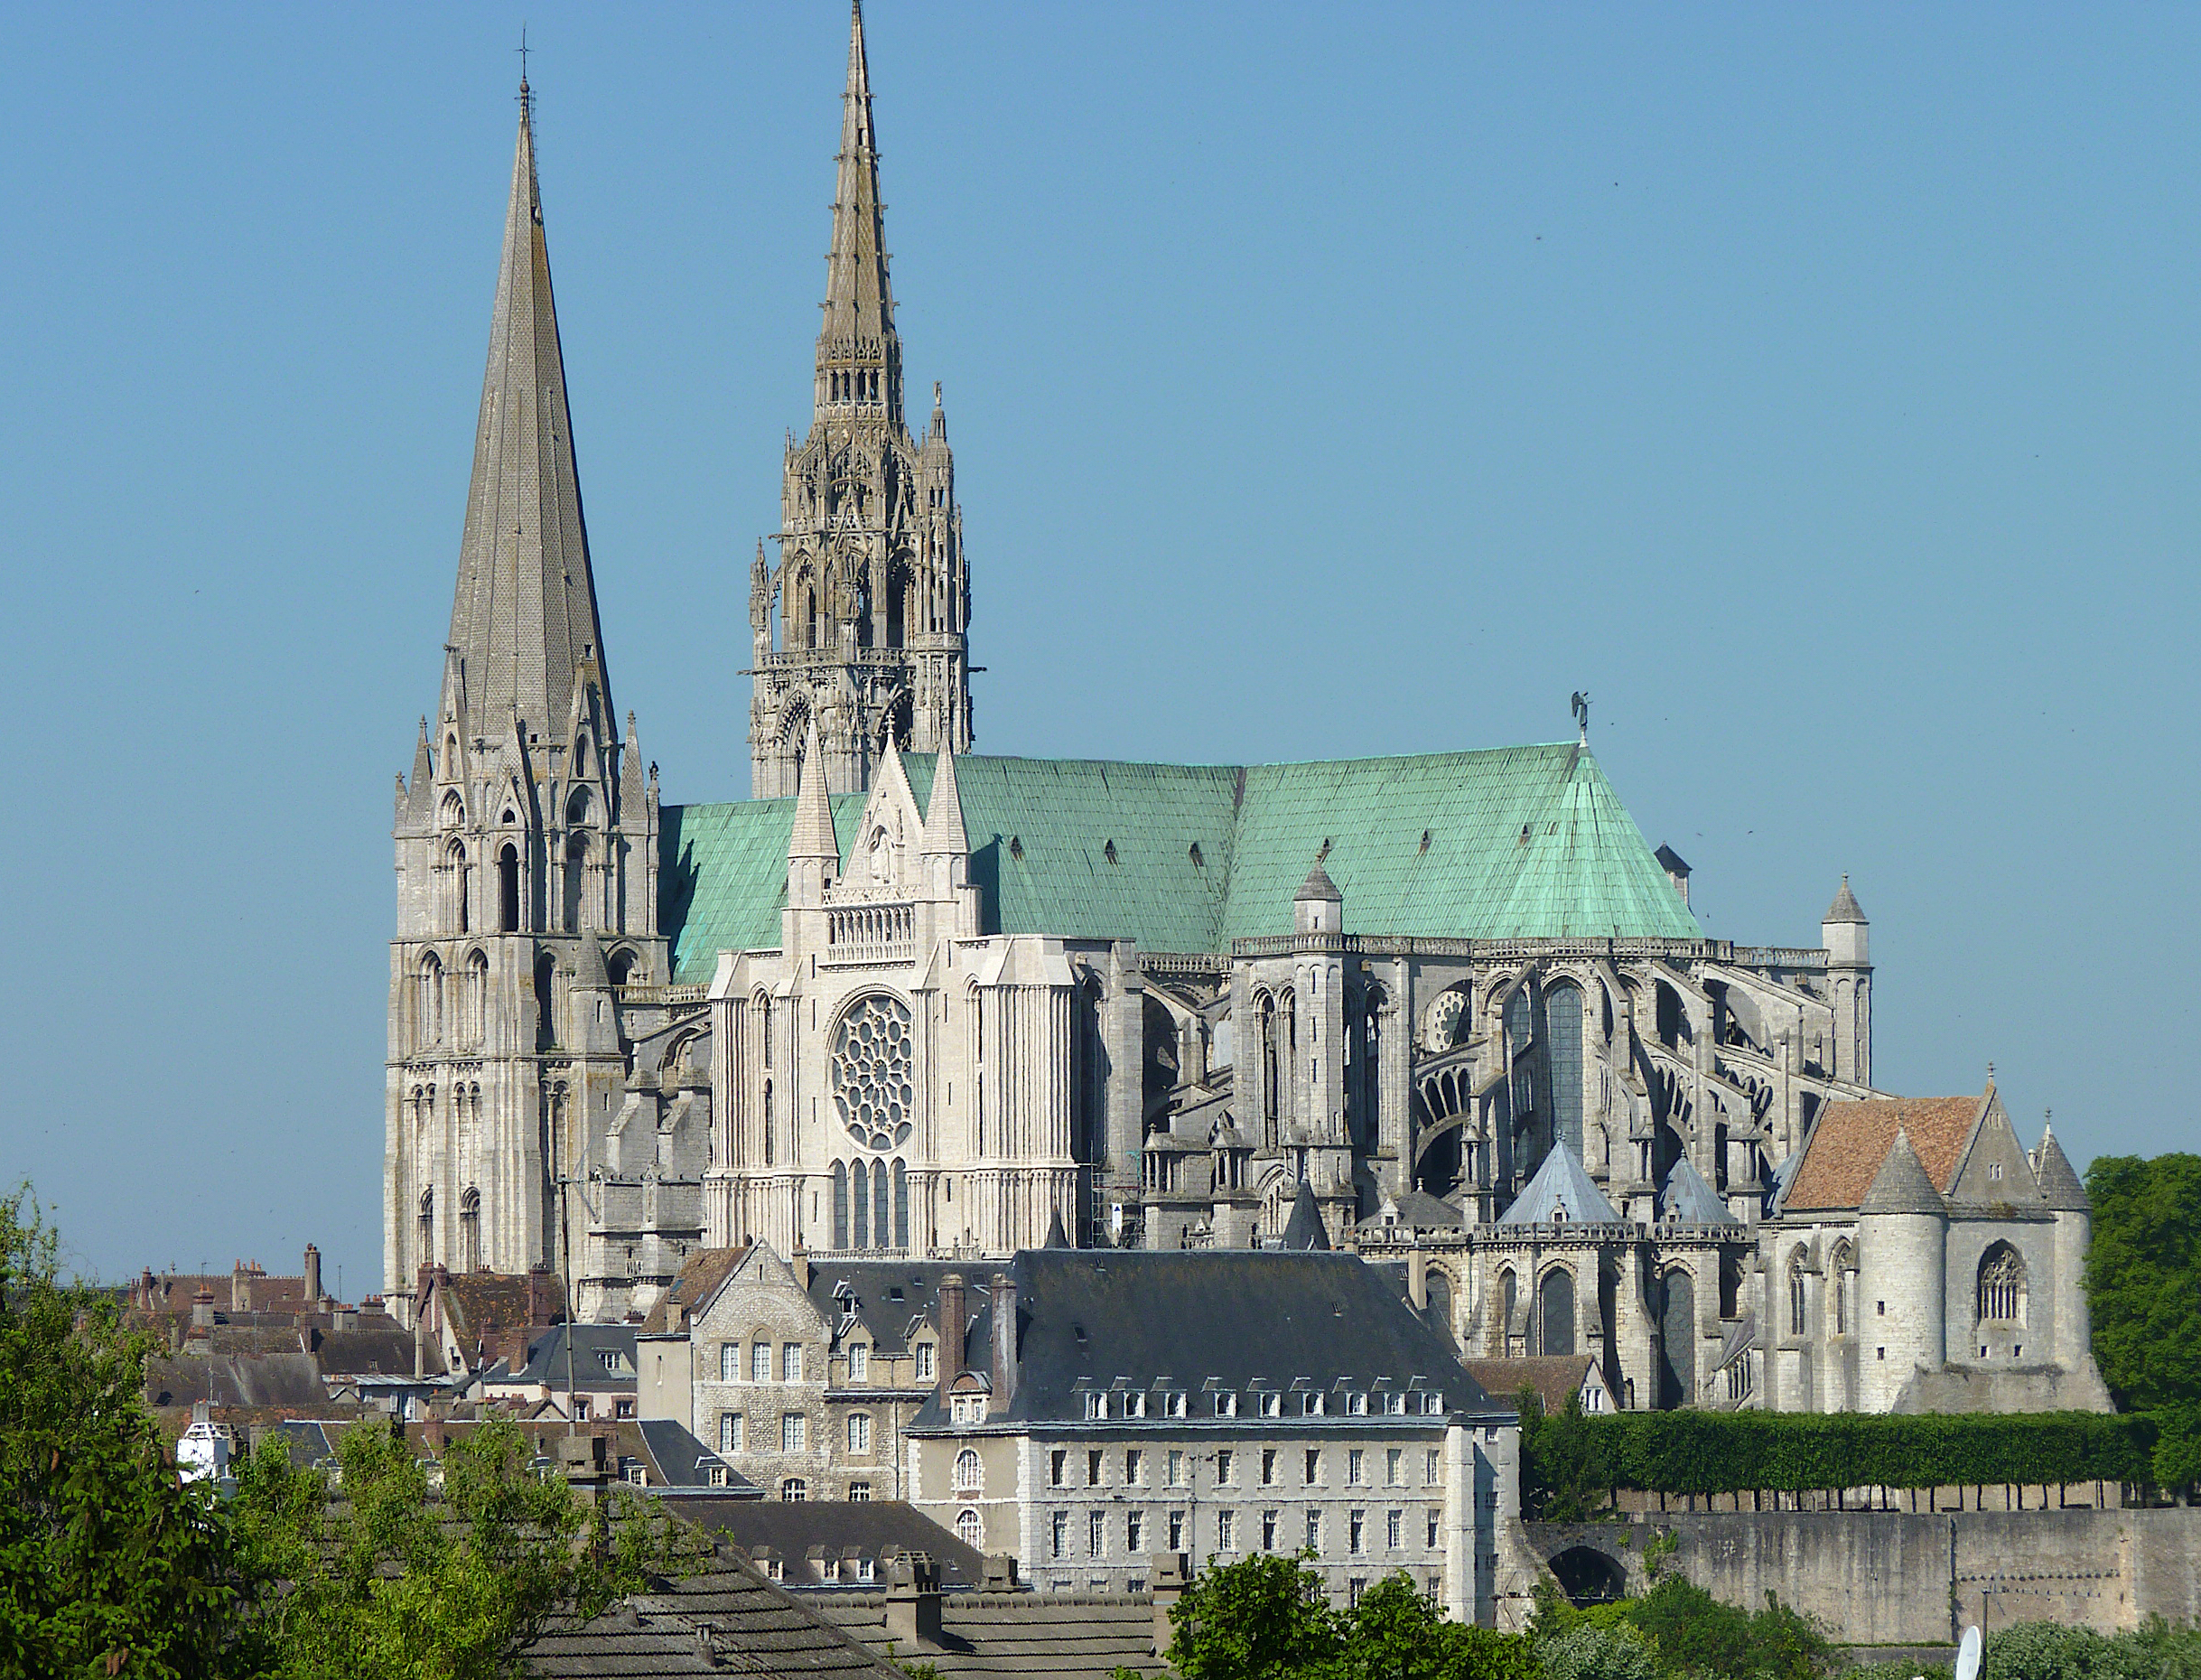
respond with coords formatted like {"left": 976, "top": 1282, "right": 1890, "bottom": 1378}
{"left": 386, "top": 6, "right": 2102, "bottom": 1415}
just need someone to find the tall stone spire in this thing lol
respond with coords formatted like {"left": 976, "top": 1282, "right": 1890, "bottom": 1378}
{"left": 815, "top": 0, "right": 900, "bottom": 425}
{"left": 751, "top": 5, "right": 974, "bottom": 801}
{"left": 444, "top": 80, "right": 610, "bottom": 742}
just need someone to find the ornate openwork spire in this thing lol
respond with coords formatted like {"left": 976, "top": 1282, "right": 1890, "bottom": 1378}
{"left": 816, "top": 0, "right": 900, "bottom": 424}
{"left": 443, "top": 81, "right": 609, "bottom": 744}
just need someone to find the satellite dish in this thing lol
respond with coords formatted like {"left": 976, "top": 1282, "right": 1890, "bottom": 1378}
{"left": 1954, "top": 1624, "right": 1982, "bottom": 1680}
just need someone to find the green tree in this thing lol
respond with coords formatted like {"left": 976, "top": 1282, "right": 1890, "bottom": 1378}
{"left": 1163, "top": 1551, "right": 1342, "bottom": 1680}
{"left": 228, "top": 1414, "right": 694, "bottom": 1680}
{"left": 2083, "top": 1154, "right": 2201, "bottom": 1412}
{"left": 0, "top": 1185, "right": 243, "bottom": 1679}
{"left": 1339, "top": 1575, "right": 1539, "bottom": 1680}
{"left": 1521, "top": 1389, "right": 1614, "bottom": 1523}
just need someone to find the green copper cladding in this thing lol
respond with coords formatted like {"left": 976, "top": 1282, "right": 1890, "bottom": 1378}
{"left": 659, "top": 742, "right": 1701, "bottom": 984}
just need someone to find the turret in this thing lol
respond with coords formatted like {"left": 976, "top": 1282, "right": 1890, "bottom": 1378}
{"left": 1822, "top": 876, "right": 1871, "bottom": 1085}
{"left": 2033, "top": 1117, "right": 2093, "bottom": 1373}
{"left": 1856, "top": 1128, "right": 1945, "bottom": 1409}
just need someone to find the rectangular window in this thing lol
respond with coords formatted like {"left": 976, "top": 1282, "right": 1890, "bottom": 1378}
{"left": 1166, "top": 1391, "right": 1188, "bottom": 1418}
{"left": 1166, "top": 1450, "right": 1187, "bottom": 1488}
{"left": 1217, "top": 1509, "right": 1236, "bottom": 1552}
{"left": 1051, "top": 1450, "right": 1068, "bottom": 1487}
{"left": 751, "top": 1343, "right": 771, "bottom": 1384}
{"left": 1260, "top": 1392, "right": 1282, "bottom": 1418}
{"left": 781, "top": 1413, "right": 806, "bottom": 1453}
{"left": 615, "top": 1399, "right": 636, "bottom": 1421}
{"left": 1168, "top": 1510, "right": 1186, "bottom": 1552}
{"left": 1386, "top": 1509, "right": 1403, "bottom": 1550}
{"left": 1347, "top": 1449, "right": 1366, "bottom": 1487}
{"left": 1426, "top": 1449, "right": 1442, "bottom": 1485}
{"left": 720, "top": 1343, "right": 740, "bottom": 1383}
{"left": 847, "top": 1414, "right": 872, "bottom": 1454}
{"left": 1261, "top": 1449, "right": 1278, "bottom": 1486}
{"left": 1214, "top": 1391, "right": 1238, "bottom": 1417}
{"left": 1050, "top": 1511, "right": 1068, "bottom": 1559}
{"left": 916, "top": 1342, "right": 936, "bottom": 1381}
{"left": 1347, "top": 1392, "right": 1368, "bottom": 1416}
{"left": 719, "top": 1413, "right": 743, "bottom": 1453}
{"left": 1127, "top": 1510, "right": 1145, "bottom": 1553}
{"left": 1126, "top": 1448, "right": 1146, "bottom": 1485}
{"left": 1085, "top": 1392, "right": 1106, "bottom": 1420}
{"left": 1422, "top": 1392, "right": 1443, "bottom": 1415}
{"left": 1304, "top": 1449, "right": 1321, "bottom": 1485}
{"left": 1262, "top": 1509, "right": 1279, "bottom": 1551}
{"left": 782, "top": 1343, "right": 803, "bottom": 1384}
{"left": 1217, "top": 1449, "right": 1236, "bottom": 1486}
{"left": 848, "top": 1480, "right": 872, "bottom": 1501}
{"left": 1349, "top": 1510, "right": 1366, "bottom": 1555}
{"left": 1427, "top": 1508, "right": 1442, "bottom": 1547}
{"left": 1384, "top": 1392, "right": 1406, "bottom": 1415}
{"left": 1125, "top": 1392, "right": 1147, "bottom": 1419}
{"left": 1385, "top": 1448, "right": 1403, "bottom": 1487}
{"left": 1348, "top": 1577, "right": 1367, "bottom": 1608}
{"left": 1302, "top": 1393, "right": 1326, "bottom": 1416}
{"left": 1305, "top": 1508, "right": 1321, "bottom": 1551}
{"left": 1089, "top": 1510, "right": 1107, "bottom": 1557}
{"left": 849, "top": 1343, "right": 870, "bottom": 1383}
{"left": 1088, "top": 1449, "right": 1105, "bottom": 1487}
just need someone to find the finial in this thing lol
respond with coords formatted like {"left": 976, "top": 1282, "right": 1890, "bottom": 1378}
{"left": 1571, "top": 690, "right": 1590, "bottom": 742}
{"left": 933, "top": 380, "right": 942, "bottom": 406}
{"left": 517, "top": 25, "right": 532, "bottom": 92}
{"left": 1986, "top": 1060, "right": 1995, "bottom": 1085}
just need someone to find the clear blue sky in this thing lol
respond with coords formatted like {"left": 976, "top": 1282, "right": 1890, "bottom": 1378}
{"left": 2, "top": 5, "right": 2193, "bottom": 1295}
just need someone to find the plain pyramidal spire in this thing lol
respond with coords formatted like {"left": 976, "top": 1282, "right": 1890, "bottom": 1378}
{"left": 443, "top": 78, "right": 610, "bottom": 745}
{"left": 816, "top": 0, "right": 900, "bottom": 423}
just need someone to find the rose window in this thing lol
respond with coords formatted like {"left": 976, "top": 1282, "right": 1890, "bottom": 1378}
{"left": 832, "top": 994, "right": 915, "bottom": 1152}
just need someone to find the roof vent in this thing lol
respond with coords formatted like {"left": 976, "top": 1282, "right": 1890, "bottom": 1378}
{"left": 1316, "top": 837, "right": 1332, "bottom": 862}
{"left": 1104, "top": 840, "right": 1118, "bottom": 865}
{"left": 1008, "top": 835, "right": 1023, "bottom": 862}
{"left": 1419, "top": 829, "right": 1431, "bottom": 853}
{"left": 1189, "top": 842, "right": 1204, "bottom": 868}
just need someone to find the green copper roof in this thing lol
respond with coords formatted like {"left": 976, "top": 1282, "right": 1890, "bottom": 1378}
{"left": 661, "top": 742, "right": 1700, "bottom": 984}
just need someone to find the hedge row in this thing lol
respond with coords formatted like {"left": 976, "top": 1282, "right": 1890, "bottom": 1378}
{"left": 1524, "top": 1407, "right": 2159, "bottom": 1496}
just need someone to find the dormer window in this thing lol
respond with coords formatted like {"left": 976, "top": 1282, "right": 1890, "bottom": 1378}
{"left": 1302, "top": 1393, "right": 1326, "bottom": 1417}
{"left": 1213, "top": 1392, "right": 1238, "bottom": 1418}
{"left": 1260, "top": 1392, "right": 1282, "bottom": 1419}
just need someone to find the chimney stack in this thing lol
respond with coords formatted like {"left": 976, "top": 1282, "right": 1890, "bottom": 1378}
{"left": 191, "top": 1285, "right": 216, "bottom": 1330}
{"left": 937, "top": 1274, "right": 965, "bottom": 1398}
{"left": 989, "top": 1274, "right": 1019, "bottom": 1411}
{"left": 884, "top": 1553, "right": 943, "bottom": 1648}
{"left": 303, "top": 1244, "right": 322, "bottom": 1304}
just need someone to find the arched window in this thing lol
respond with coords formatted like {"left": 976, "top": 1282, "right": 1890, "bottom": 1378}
{"left": 1978, "top": 1243, "right": 2027, "bottom": 1325}
{"left": 607, "top": 948, "right": 636, "bottom": 990}
{"left": 460, "top": 1187, "right": 481, "bottom": 1273}
{"left": 832, "top": 1162, "right": 850, "bottom": 1251}
{"left": 761, "top": 1080, "right": 775, "bottom": 1167}
{"left": 447, "top": 838, "right": 470, "bottom": 933}
{"left": 956, "top": 1508, "right": 983, "bottom": 1549}
{"left": 439, "top": 789, "right": 464, "bottom": 829}
{"left": 892, "top": 1160, "right": 909, "bottom": 1252}
{"left": 573, "top": 738, "right": 591, "bottom": 779}
{"left": 1500, "top": 1270, "right": 1518, "bottom": 1347}
{"left": 1829, "top": 1241, "right": 1853, "bottom": 1335}
{"left": 498, "top": 844, "right": 520, "bottom": 932}
{"left": 466, "top": 950, "right": 489, "bottom": 1047}
{"left": 1544, "top": 982, "right": 1585, "bottom": 1155}
{"left": 535, "top": 953, "right": 557, "bottom": 1050}
{"left": 1658, "top": 1268, "right": 1696, "bottom": 1409}
{"left": 852, "top": 1159, "right": 871, "bottom": 1249}
{"left": 418, "top": 954, "right": 444, "bottom": 1044}
{"left": 953, "top": 1448, "right": 983, "bottom": 1494}
{"left": 417, "top": 1187, "right": 434, "bottom": 1260}
{"left": 1537, "top": 1268, "right": 1576, "bottom": 1357}
{"left": 872, "top": 1161, "right": 891, "bottom": 1254}
{"left": 1505, "top": 986, "right": 1533, "bottom": 1053}
{"left": 1787, "top": 1252, "right": 1807, "bottom": 1338}
{"left": 1259, "top": 994, "right": 1280, "bottom": 1148}
{"left": 564, "top": 834, "right": 589, "bottom": 933}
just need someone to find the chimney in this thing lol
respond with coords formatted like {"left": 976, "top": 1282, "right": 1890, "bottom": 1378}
{"left": 303, "top": 1244, "right": 322, "bottom": 1304}
{"left": 232, "top": 1262, "right": 253, "bottom": 1314}
{"left": 1151, "top": 1553, "right": 1192, "bottom": 1656}
{"left": 557, "top": 1434, "right": 610, "bottom": 1511}
{"left": 989, "top": 1274, "right": 1019, "bottom": 1411}
{"left": 883, "top": 1553, "right": 943, "bottom": 1648}
{"left": 191, "top": 1285, "right": 216, "bottom": 1330}
{"left": 937, "top": 1274, "right": 965, "bottom": 1398}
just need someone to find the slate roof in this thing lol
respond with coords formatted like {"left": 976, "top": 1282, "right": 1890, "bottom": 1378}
{"left": 640, "top": 1246, "right": 751, "bottom": 1336}
{"left": 680, "top": 1498, "right": 985, "bottom": 1590}
{"left": 502, "top": 1325, "right": 639, "bottom": 1390}
{"left": 1382, "top": 1189, "right": 1468, "bottom": 1229}
{"left": 1497, "top": 1145, "right": 1621, "bottom": 1227}
{"left": 1280, "top": 1182, "right": 1330, "bottom": 1250}
{"left": 522, "top": 1544, "right": 906, "bottom": 1680}
{"left": 807, "top": 1260, "right": 963, "bottom": 1358}
{"left": 1858, "top": 1131, "right": 1944, "bottom": 1217}
{"left": 145, "top": 1354, "right": 328, "bottom": 1411}
{"left": 1658, "top": 1157, "right": 1737, "bottom": 1227}
{"left": 1784, "top": 1092, "right": 1987, "bottom": 1212}
{"left": 2034, "top": 1125, "right": 2089, "bottom": 1212}
{"left": 635, "top": 1418, "right": 751, "bottom": 1494}
{"left": 936, "top": 1250, "right": 1494, "bottom": 1428}
{"left": 309, "top": 1328, "right": 434, "bottom": 1377}
{"left": 1823, "top": 875, "right": 1868, "bottom": 925}
{"left": 816, "top": 1593, "right": 1166, "bottom": 1680}
{"left": 660, "top": 743, "right": 1700, "bottom": 982}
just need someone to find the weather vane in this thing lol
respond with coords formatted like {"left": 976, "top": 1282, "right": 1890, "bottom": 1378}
{"left": 1571, "top": 690, "right": 1590, "bottom": 742}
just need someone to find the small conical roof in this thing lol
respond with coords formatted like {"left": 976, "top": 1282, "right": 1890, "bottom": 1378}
{"left": 1295, "top": 861, "right": 1342, "bottom": 903}
{"left": 1498, "top": 1145, "right": 1621, "bottom": 1227}
{"left": 1860, "top": 1128, "right": 1943, "bottom": 1216}
{"left": 1043, "top": 1208, "right": 1071, "bottom": 1249}
{"left": 788, "top": 719, "right": 839, "bottom": 863}
{"left": 922, "top": 743, "right": 968, "bottom": 854}
{"left": 1823, "top": 874, "right": 1868, "bottom": 925}
{"left": 1281, "top": 1182, "right": 1330, "bottom": 1251}
{"left": 1659, "top": 1157, "right": 1739, "bottom": 1227}
{"left": 2034, "top": 1122, "right": 2089, "bottom": 1212}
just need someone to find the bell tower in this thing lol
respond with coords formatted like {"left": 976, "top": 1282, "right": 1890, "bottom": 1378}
{"left": 750, "top": 1, "right": 973, "bottom": 798}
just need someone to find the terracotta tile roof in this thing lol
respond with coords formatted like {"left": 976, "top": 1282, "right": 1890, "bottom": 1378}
{"left": 1784, "top": 1093, "right": 1986, "bottom": 1211}
{"left": 639, "top": 1246, "right": 750, "bottom": 1336}
{"left": 1463, "top": 1356, "right": 1597, "bottom": 1418}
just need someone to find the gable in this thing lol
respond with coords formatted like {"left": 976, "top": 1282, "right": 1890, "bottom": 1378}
{"left": 1948, "top": 1093, "right": 2039, "bottom": 1205}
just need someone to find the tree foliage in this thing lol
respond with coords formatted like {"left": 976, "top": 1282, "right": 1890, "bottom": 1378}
{"left": 1158, "top": 1554, "right": 1537, "bottom": 1680}
{"left": 228, "top": 1416, "right": 695, "bottom": 1680}
{"left": 0, "top": 1185, "right": 242, "bottom": 1679}
{"left": 2084, "top": 1154, "right": 2201, "bottom": 1414}
{"left": 1531, "top": 1575, "right": 1827, "bottom": 1680}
